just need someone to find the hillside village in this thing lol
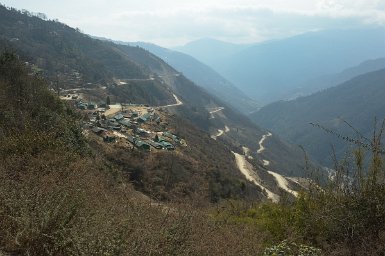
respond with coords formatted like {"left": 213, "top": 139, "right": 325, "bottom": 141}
{"left": 60, "top": 89, "right": 187, "bottom": 152}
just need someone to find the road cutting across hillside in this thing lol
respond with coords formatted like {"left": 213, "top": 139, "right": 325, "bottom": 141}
{"left": 161, "top": 94, "right": 183, "bottom": 108}
{"left": 211, "top": 125, "right": 230, "bottom": 140}
{"left": 267, "top": 170, "right": 298, "bottom": 197}
{"left": 256, "top": 131, "right": 298, "bottom": 197}
{"left": 257, "top": 132, "right": 272, "bottom": 154}
{"left": 233, "top": 152, "right": 279, "bottom": 203}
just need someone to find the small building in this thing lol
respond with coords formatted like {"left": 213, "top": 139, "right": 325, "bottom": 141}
{"left": 148, "top": 140, "right": 163, "bottom": 149}
{"left": 87, "top": 102, "right": 98, "bottom": 110}
{"left": 127, "top": 135, "right": 136, "bottom": 143}
{"left": 138, "top": 113, "right": 152, "bottom": 123}
{"left": 135, "top": 140, "right": 151, "bottom": 151}
{"left": 137, "top": 116, "right": 147, "bottom": 123}
{"left": 160, "top": 141, "right": 175, "bottom": 150}
{"left": 92, "top": 127, "right": 108, "bottom": 135}
{"left": 108, "top": 119, "right": 119, "bottom": 126}
{"left": 163, "top": 132, "right": 180, "bottom": 142}
{"left": 119, "top": 119, "right": 132, "bottom": 128}
{"left": 123, "top": 113, "right": 132, "bottom": 119}
{"left": 126, "top": 136, "right": 151, "bottom": 151}
{"left": 114, "top": 113, "right": 124, "bottom": 121}
{"left": 136, "top": 128, "right": 150, "bottom": 137}
{"left": 78, "top": 102, "right": 88, "bottom": 110}
{"left": 112, "top": 126, "right": 121, "bottom": 131}
{"left": 154, "top": 134, "right": 168, "bottom": 143}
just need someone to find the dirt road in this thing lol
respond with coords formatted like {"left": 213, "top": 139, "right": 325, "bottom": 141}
{"left": 233, "top": 152, "right": 279, "bottom": 203}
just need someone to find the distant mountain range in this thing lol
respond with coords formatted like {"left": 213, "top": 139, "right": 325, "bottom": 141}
{"left": 173, "top": 38, "right": 248, "bottom": 68}
{"left": 285, "top": 57, "right": 385, "bottom": 99}
{"left": 177, "top": 29, "right": 385, "bottom": 105}
{"left": 128, "top": 42, "right": 259, "bottom": 113}
{"left": 251, "top": 67, "right": 385, "bottom": 165}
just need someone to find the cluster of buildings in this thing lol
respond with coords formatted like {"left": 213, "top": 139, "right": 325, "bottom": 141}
{"left": 85, "top": 105, "right": 185, "bottom": 152}
{"left": 76, "top": 100, "right": 98, "bottom": 110}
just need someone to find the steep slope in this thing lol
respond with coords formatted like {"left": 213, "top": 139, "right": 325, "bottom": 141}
{"left": 0, "top": 5, "right": 176, "bottom": 106}
{"left": 0, "top": 5, "right": 311, "bottom": 201}
{"left": 291, "top": 57, "right": 385, "bottom": 98}
{"left": 0, "top": 5, "right": 267, "bottom": 202}
{"left": 251, "top": 68, "right": 385, "bottom": 166}
{"left": 129, "top": 42, "right": 259, "bottom": 113}
{"left": 190, "top": 29, "right": 385, "bottom": 105}
{"left": 0, "top": 52, "right": 274, "bottom": 256}
{"left": 117, "top": 42, "right": 315, "bottom": 180}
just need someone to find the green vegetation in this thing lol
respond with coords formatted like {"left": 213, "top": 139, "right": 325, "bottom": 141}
{"left": 252, "top": 67, "right": 385, "bottom": 166}
{"left": 2, "top": 47, "right": 385, "bottom": 256}
{"left": 131, "top": 42, "right": 259, "bottom": 113}
{"left": 215, "top": 127, "right": 385, "bottom": 255}
{"left": 2, "top": 5, "right": 385, "bottom": 255}
{"left": 0, "top": 4, "right": 179, "bottom": 106}
{"left": 0, "top": 4, "right": 145, "bottom": 82}
{"left": 0, "top": 52, "right": 266, "bottom": 255}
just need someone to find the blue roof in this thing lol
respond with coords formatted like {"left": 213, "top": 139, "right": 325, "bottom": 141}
{"left": 114, "top": 114, "right": 124, "bottom": 120}
{"left": 119, "top": 119, "right": 132, "bottom": 127}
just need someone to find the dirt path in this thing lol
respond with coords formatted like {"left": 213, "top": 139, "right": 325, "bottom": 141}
{"left": 161, "top": 94, "right": 183, "bottom": 108}
{"left": 262, "top": 160, "right": 270, "bottom": 166}
{"left": 242, "top": 146, "right": 253, "bottom": 160}
{"left": 211, "top": 125, "right": 230, "bottom": 140}
{"left": 209, "top": 107, "right": 224, "bottom": 114}
{"left": 267, "top": 171, "right": 298, "bottom": 197}
{"left": 233, "top": 152, "right": 279, "bottom": 203}
{"left": 112, "top": 131, "right": 127, "bottom": 139}
{"left": 209, "top": 107, "right": 224, "bottom": 119}
{"left": 257, "top": 132, "right": 272, "bottom": 154}
{"left": 105, "top": 104, "right": 122, "bottom": 116}
{"left": 211, "top": 129, "right": 224, "bottom": 140}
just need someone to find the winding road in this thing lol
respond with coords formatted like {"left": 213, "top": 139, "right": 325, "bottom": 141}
{"left": 257, "top": 132, "right": 272, "bottom": 154}
{"left": 211, "top": 125, "right": 230, "bottom": 140}
{"left": 267, "top": 171, "right": 299, "bottom": 197}
{"left": 161, "top": 94, "right": 183, "bottom": 108}
{"left": 257, "top": 131, "right": 299, "bottom": 198}
{"left": 209, "top": 107, "right": 224, "bottom": 114}
{"left": 209, "top": 107, "right": 224, "bottom": 119}
{"left": 233, "top": 152, "right": 279, "bottom": 203}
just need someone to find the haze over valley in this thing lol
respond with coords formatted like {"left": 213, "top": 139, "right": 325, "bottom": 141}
{"left": 1, "top": 1, "right": 385, "bottom": 255}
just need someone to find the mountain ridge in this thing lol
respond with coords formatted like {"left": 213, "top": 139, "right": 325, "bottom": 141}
{"left": 178, "top": 29, "right": 385, "bottom": 105}
{"left": 251, "top": 67, "right": 385, "bottom": 165}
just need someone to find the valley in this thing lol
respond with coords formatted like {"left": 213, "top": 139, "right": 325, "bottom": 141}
{"left": 1, "top": 2, "right": 385, "bottom": 255}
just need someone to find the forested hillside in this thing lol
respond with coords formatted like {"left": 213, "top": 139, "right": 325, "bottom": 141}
{"left": 191, "top": 29, "right": 385, "bottom": 105}
{"left": 251, "top": 68, "right": 385, "bottom": 165}
{"left": 0, "top": 51, "right": 269, "bottom": 255}
{"left": 0, "top": 5, "right": 178, "bottom": 106}
{"left": 129, "top": 42, "right": 259, "bottom": 113}
{"left": 2, "top": 3, "right": 385, "bottom": 255}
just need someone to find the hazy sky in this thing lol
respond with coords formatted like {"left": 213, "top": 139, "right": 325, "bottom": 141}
{"left": 2, "top": 0, "right": 385, "bottom": 46}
